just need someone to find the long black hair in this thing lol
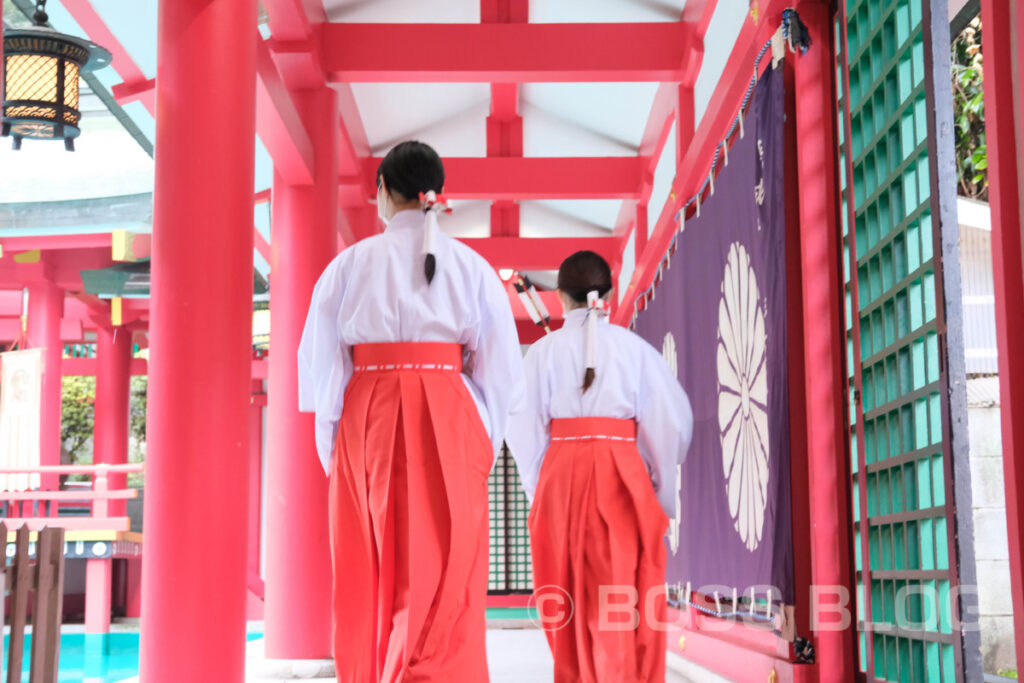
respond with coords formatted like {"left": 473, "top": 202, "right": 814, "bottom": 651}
{"left": 557, "top": 250, "right": 613, "bottom": 392}
{"left": 376, "top": 141, "right": 446, "bottom": 283}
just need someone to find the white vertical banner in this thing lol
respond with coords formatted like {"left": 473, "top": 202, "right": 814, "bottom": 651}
{"left": 0, "top": 349, "right": 44, "bottom": 491}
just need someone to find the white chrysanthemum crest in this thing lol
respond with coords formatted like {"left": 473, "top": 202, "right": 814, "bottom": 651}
{"left": 717, "top": 242, "right": 770, "bottom": 552}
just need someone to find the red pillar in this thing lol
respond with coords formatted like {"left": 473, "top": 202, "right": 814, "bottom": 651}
{"left": 84, "top": 558, "right": 113, "bottom": 634}
{"left": 793, "top": 3, "right": 855, "bottom": 681}
{"left": 980, "top": 0, "right": 1024, "bottom": 674}
{"left": 26, "top": 282, "right": 63, "bottom": 490}
{"left": 483, "top": 4, "right": 525, "bottom": 239}
{"left": 140, "top": 0, "right": 257, "bottom": 679}
{"left": 264, "top": 86, "right": 337, "bottom": 660}
{"left": 248, "top": 379, "right": 264, "bottom": 610}
{"left": 634, "top": 203, "right": 648, "bottom": 264}
{"left": 94, "top": 325, "right": 131, "bottom": 515}
{"left": 125, "top": 558, "right": 142, "bottom": 619}
{"left": 87, "top": 325, "right": 131, "bottom": 636}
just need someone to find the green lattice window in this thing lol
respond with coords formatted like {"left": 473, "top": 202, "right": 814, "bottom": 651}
{"left": 835, "top": 0, "right": 971, "bottom": 680}
{"left": 488, "top": 447, "right": 533, "bottom": 593}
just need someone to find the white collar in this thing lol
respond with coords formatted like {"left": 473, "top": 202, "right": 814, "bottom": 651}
{"left": 564, "top": 307, "right": 609, "bottom": 327}
{"left": 384, "top": 209, "right": 424, "bottom": 232}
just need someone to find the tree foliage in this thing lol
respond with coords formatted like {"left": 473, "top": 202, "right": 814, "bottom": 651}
{"left": 952, "top": 18, "right": 987, "bottom": 200}
{"left": 130, "top": 376, "right": 147, "bottom": 445}
{"left": 59, "top": 374, "right": 147, "bottom": 485}
{"left": 61, "top": 375, "right": 95, "bottom": 464}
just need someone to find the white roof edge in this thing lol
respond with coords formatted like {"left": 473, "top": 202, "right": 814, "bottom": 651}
{"left": 957, "top": 196, "right": 991, "bottom": 231}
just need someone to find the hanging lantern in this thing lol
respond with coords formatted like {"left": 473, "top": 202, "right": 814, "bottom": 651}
{"left": 2, "top": 0, "right": 111, "bottom": 151}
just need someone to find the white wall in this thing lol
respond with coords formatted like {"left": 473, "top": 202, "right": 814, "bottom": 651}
{"left": 968, "top": 397, "right": 1017, "bottom": 672}
{"left": 958, "top": 198, "right": 998, "bottom": 375}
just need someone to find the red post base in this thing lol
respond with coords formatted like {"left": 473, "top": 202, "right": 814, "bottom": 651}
{"left": 85, "top": 558, "right": 112, "bottom": 635}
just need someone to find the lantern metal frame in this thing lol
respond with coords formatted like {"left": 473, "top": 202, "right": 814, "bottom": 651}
{"left": 1, "top": 1, "right": 111, "bottom": 151}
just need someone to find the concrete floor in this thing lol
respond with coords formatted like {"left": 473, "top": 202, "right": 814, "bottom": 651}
{"left": 483, "top": 630, "right": 708, "bottom": 683}
{"left": 238, "top": 628, "right": 723, "bottom": 682}
{"left": 485, "top": 629, "right": 715, "bottom": 683}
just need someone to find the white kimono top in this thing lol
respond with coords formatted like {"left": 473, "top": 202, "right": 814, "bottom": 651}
{"left": 507, "top": 308, "right": 694, "bottom": 518}
{"left": 297, "top": 209, "right": 525, "bottom": 475}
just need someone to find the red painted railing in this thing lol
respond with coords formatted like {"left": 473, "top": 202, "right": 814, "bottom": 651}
{"left": 0, "top": 464, "right": 144, "bottom": 532}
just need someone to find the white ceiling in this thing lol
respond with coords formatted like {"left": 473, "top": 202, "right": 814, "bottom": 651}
{"left": 323, "top": 0, "right": 481, "bottom": 23}
{"left": 350, "top": 83, "right": 490, "bottom": 157}
{"left": 321, "top": 0, "right": 689, "bottom": 23}
{"left": 529, "top": 0, "right": 688, "bottom": 23}
{"left": 18, "top": 0, "right": 757, "bottom": 245}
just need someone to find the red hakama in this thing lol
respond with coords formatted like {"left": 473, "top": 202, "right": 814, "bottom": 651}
{"left": 329, "top": 343, "right": 492, "bottom": 682}
{"left": 528, "top": 417, "right": 668, "bottom": 683}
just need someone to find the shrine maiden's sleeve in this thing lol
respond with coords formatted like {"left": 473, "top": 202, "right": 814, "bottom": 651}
{"left": 635, "top": 341, "right": 694, "bottom": 518}
{"left": 464, "top": 258, "right": 525, "bottom": 456}
{"left": 505, "top": 338, "right": 552, "bottom": 502}
{"left": 297, "top": 252, "right": 353, "bottom": 475}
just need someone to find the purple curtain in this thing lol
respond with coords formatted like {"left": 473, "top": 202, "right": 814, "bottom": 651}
{"left": 635, "top": 65, "right": 794, "bottom": 603}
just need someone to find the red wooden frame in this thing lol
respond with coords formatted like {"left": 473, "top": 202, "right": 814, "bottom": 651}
{"left": 319, "top": 22, "right": 697, "bottom": 83}
{"left": 613, "top": 0, "right": 795, "bottom": 326}
{"left": 668, "top": 607, "right": 818, "bottom": 682}
{"left": 360, "top": 156, "right": 649, "bottom": 201}
{"left": 980, "top": 0, "right": 1024, "bottom": 675}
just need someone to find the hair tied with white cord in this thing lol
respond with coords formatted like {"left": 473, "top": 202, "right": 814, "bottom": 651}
{"left": 582, "top": 289, "right": 607, "bottom": 393}
{"left": 418, "top": 191, "right": 452, "bottom": 284}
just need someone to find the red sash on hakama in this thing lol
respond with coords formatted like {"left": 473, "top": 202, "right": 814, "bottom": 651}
{"left": 329, "top": 342, "right": 492, "bottom": 682}
{"left": 529, "top": 417, "right": 668, "bottom": 683}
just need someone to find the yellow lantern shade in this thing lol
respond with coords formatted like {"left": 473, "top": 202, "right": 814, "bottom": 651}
{"left": 2, "top": 19, "right": 110, "bottom": 151}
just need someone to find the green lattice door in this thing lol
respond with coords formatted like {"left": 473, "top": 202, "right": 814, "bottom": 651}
{"left": 834, "top": 0, "right": 980, "bottom": 680}
{"left": 488, "top": 446, "right": 533, "bottom": 594}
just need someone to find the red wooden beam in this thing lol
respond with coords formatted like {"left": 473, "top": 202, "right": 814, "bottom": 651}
{"left": 256, "top": 37, "right": 315, "bottom": 185}
{"left": 612, "top": 85, "right": 676, "bottom": 238}
{"left": 104, "top": 40, "right": 317, "bottom": 187}
{"left": 111, "top": 78, "right": 156, "bottom": 110}
{"left": 336, "top": 85, "right": 371, "bottom": 176}
{"left": 64, "top": 0, "right": 316, "bottom": 188}
{"left": 487, "top": 82, "right": 523, "bottom": 236}
{"left": 610, "top": 1, "right": 713, "bottom": 239}
{"left": 0, "top": 234, "right": 112, "bottom": 252}
{"left": 60, "top": 0, "right": 155, "bottom": 116}
{"left": 360, "top": 157, "right": 647, "bottom": 201}
{"left": 481, "top": 0, "right": 528, "bottom": 24}
{"left": 0, "top": 319, "right": 20, "bottom": 341}
{"left": 336, "top": 84, "right": 378, "bottom": 246}
{"left": 980, "top": 0, "right": 1024, "bottom": 674}
{"left": 460, "top": 237, "right": 620, "bottom": 270}
{"left": 261, "top": 0, "right": 325, "bottom": 42}
{"left": 483, "top": 0, "right": 528, "bottom": 238}
{"left": 320, "top": 22, "right": 695, "bottom": 82}
{"left": 69, "top": 292, "right": 109, "bottom": 317}
{"left": 615, "top": 0, "right": 790, "bottom": 324}
{"left": 2, "top": 518, "right": 131, "bottom": 532}
{"left": 62, "top": 357, "right": 149, "bottom": 377}
{"left": 267, "top": 39, "right": 325, "bottom": 90}
{"left": 515, "top": 318, "right": 563, "bottom": 345}
{"left": 252, "top": 358, "right": 269, "bottom": 380}
{"left": 254, "top": 228, "right": 271, "bottom": 265}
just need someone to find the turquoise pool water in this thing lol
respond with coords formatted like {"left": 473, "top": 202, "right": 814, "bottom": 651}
{"left": 2, "top": 632, "right": 264, "bottom": 682}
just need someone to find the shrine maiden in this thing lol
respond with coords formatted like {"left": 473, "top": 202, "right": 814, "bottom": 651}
{"left": 507, "top": 250, "right": 693, "bottom": 683}
{"left": 298, "top": 141, "right": 524, "bottom": 682}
